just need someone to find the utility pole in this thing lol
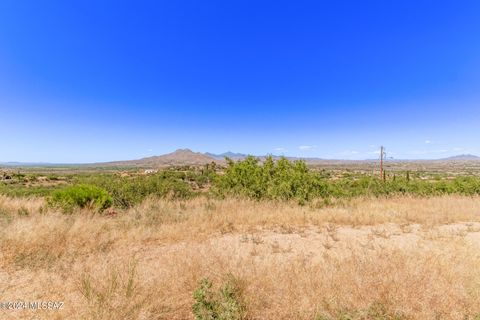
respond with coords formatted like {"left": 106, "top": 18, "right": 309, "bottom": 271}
{"left": 379, "top": 146, "right": 385, "bottom": 180}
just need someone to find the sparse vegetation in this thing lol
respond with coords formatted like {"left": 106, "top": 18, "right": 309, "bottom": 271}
{"left": 3, "top": 161, "right": 480, "bottom": 319}
{"left": 4, "top": 158, "right": 480, "bottom": 208}
{"left": 1, "top": 194, "right": 480, "bottom": 319}
{"left": 214, "top": 157, "right": 480, "bottom": 203}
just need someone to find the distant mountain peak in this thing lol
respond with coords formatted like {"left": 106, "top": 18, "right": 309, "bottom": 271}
{"left": 172, "top": 148, "right": 195, "bottom": 154}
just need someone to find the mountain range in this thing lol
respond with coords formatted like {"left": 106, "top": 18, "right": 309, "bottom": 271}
{"left": 94, "top": 150, "right": 480, "bottom": 168}
{"left": 1, "top": 150, "right": 479, "bottom": 168}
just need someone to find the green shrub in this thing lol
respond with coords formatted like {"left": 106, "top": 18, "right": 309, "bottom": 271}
{"left": 193, "top": 276, "right": 245, "bottom": 320}
{"left": 76, "top": 171, "right": 196, "bottom": 208}
{"left": 214, "top": 156, "right": 324, "bottom": 204}
{"left": 48, "top": 184, "right": 112, "bottom": 213}
{"left": 46, "top": 174, "right": 59, "bottom": 181}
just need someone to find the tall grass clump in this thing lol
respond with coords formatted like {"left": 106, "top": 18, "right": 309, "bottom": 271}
{"left": 48, "top": 184, "right": 112, "bottom": 213}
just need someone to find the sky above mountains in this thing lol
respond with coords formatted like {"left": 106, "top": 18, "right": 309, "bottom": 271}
{"left": 1, "top": 1, "right": 479, "bottom": 162}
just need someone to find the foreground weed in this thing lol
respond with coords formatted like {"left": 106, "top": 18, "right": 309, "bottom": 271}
{"left": 193, "top": 275, "right": 246, "bottom": 320}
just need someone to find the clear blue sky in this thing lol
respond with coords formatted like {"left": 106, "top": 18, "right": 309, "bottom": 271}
{"left": 1, "top": 1, "right": 479, "bottom": 162}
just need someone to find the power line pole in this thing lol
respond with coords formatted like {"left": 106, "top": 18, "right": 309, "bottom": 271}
{"left": 380, "top": 146, "right": 385, "bottom": 180}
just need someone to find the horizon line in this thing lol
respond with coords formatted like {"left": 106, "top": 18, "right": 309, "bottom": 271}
{"left": 0, "top": 149, "right": 478, "bottom": 166}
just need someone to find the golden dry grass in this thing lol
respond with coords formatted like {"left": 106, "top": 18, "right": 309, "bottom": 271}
{"left": 1, "top": 195, "right": 480, "bottom": 319}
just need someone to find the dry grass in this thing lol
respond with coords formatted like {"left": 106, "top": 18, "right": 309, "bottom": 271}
{"left": 0, "top": 195, "right": 44, "bottom": 216}
{"left": 1, "top": 195, "right": 480, "bottom": 319}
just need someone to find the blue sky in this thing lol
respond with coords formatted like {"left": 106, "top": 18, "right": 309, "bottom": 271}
{"left": 1, "top": 1, "right": 479, "bottom": 162}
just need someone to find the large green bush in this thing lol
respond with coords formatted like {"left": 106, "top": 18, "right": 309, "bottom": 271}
{"left": 214, "top": 156, "right": 324, "bottom": 203}
{"left": 48, "top": 184, "right": 112, "bottom": 213}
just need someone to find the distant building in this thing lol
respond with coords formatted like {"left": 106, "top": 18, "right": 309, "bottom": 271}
{"left": 144, "top": 169, "right": 158, "bottom": 175}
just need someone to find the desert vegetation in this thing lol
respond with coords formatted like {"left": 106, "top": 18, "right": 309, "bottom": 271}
{"left": 2, "top": 158, "right": 480, "bottom": 319}
{"left": 3, "top": 157, "right": 480, "bottom": 211}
